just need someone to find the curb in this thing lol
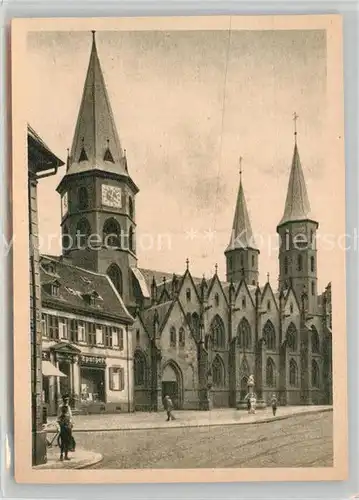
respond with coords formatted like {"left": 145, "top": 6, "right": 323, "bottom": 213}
{"left": 34, "top": 451, "right": 103, "bottom": 470}
{"left": 47, "top": 407, "right": 332, "bottom": 433}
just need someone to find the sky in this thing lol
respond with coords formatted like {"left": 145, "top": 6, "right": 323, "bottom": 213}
{"left": 27, "top": 29, "right": 336, "bottom": 291}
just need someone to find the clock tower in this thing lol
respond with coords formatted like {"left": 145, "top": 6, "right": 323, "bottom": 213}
{"left": 57, "top": 31, "right": 139, "bottom": 308}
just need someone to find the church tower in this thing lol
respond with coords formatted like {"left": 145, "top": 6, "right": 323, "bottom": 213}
{"left": 57, "top": 32, "right": 139, "bottom": 307}
{"left": 225, "top": 158, "right": 259, "bottom": 285}
{"left": 277, "top": 114, "right": 318, "bottom": 314}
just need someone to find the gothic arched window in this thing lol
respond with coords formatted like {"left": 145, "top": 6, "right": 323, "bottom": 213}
{"left": 286, "top": 322, "right": 298, "bottom": 351}
{"left": 311, "top": 281, "right": 315, "bottom": 296}
{"left": 284, "top": 256, "right": 288, "bottom": 275}
{"left": 237, "top": 317, "right": 251, "bottom": 349}
{"left": 263, "top": 320, "right": 276, "bottom": 351}
{"left": 103, "top": 218, "right": 121, "bottom": 248}
{"left": 266, "top": 357, "right": 276, "bottom": 387}
{"left": 312, "top": 359, "right": 320, "bottom": 387}
{"left": 107, "top": 263, "right": 123, "bottom": 296}
{"left": 215, "top": 293, "right": 219, "bottom": 307}
{"left": 289, "top": 358, "right": 298, "bottom": 386}
{"left": 134, "top": 351, "right": 147, "bottom": 386}
{"left": 210, "top": 315, "right": 225, "bottom": 349}
{"left": 212, "top": 355, "right": 224, "bottom": 387}
{"left": 311, "top": 327, "right": 320, "bottom": 353}
{"left": 179, "top": 327, "right": 185, "bottom": 347}
{"left": 170, "top": 326, "right": 176, "bottom": 347}
{"left": 75, "top": 218, "right": 91, "bottom": 248}
{"left": 78, "top": 186, "right": 89, "bottom": 210}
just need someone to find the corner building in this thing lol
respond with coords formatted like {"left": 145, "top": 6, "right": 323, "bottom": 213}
{"left": 42, "top": 32, "right": 333, "bottom": 414}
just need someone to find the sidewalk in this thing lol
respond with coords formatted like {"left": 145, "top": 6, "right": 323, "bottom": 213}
{"left": 34, "top": 446, "right": 103, "bottom": 470}
{"left": 47, "top": 405, "right": 332, "bottom": 433}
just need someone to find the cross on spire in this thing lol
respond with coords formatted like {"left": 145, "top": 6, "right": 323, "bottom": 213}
{"left": 239, "top": 156, "right": 243, "bottom": 181}
{"left": 267, "top": 272, "right": 270, "bottom": 283}
{"left": 186, "top": 258, "right": 189, "bottom": 270}
{"left": 214, "top": 263, "right": 218, "bottom": 275}
{"left": 293, "top": 112, "right": 299, "bottom": 142}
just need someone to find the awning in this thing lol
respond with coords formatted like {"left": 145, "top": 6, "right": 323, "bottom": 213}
{"left": 42, "top": 360, "right": 67, "bottom": 378}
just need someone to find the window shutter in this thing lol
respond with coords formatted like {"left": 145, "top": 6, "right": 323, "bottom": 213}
{"left": 120, "top": 368, "right": 124, "bottom": 391}
{"left": 109, "top": 368, "right": 114, "bottom": 390}
{"left": 118, "top": 329, "right": 124, "bottom": 350}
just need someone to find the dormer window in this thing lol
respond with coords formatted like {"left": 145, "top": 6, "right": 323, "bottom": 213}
{"left": 50, "top": 281, "right": 60, "bottom": 297}
{"left": 104, "top": 139, "right": 115, "bottom": 163}
{"left": 82, "top": 291, "right": 99, "bottom": 306}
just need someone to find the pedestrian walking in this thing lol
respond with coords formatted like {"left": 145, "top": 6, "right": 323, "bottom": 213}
{"left": 57, "top": 405, "right": 72, "bottom": 461}
{"left": 246, "top": 395, "right": 251, "bottom": 414}
{"left": 57, "top": 394, "right": 76, "bottom": 452}
{"left": 271, "top": 393, "right": 278, "bottom": 416}
{"left": 163, "top": 395, "right": 176, "bottom": 421}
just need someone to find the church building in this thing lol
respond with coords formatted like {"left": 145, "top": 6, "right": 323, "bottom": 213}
{"left": 41, "top": 31, "right": 333, "bottom": 413}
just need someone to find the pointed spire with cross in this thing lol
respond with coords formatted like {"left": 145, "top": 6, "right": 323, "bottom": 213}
{"left": 214, "top": 263, "right": 218, "bottom": 275}
{"left": 239, "top": 156, "right": 243, "bottom": 182}
{"left": 293, "top": 112, "right": 299, "bottom": 143}
{"left": 267, "top": 272, "right": 270, "bottom": 283}
{"left": 186, "top": 258, "right": 189, "bottom": 271}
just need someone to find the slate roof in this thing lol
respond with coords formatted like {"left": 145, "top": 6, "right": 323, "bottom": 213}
{"left": 141, "top": 300, "right": 173, "bottom": 337}
{"left": 28, "top": 124, "right": 65, "bottom": 172}
{"left": 226, "top": 174, "right": 257, "bottom": 251}
{"left": 40, "top": 255, "right": 133, "bottom": 324}
{"left": 278, "top": 142, "right": 316, "bottom": 226}
{"left": 61, "top": 32, "right": 136, "bottom": 187}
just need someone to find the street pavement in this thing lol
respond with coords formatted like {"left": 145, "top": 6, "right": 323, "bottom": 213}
{"left": 34, "top": 446, "right": 103, "bottom": 470}
{"left": 74, "top": 410, "right": 333, "bottom": 469}
{"left": 47, "top": 405, "right": 332, "bottom": 432}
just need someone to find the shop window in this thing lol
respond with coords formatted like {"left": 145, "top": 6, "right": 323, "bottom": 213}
{"left": 109, "top": 367, "right": 125, "bottom": 391}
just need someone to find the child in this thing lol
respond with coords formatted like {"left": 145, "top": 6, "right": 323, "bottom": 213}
{"left": 57, "top": 405, "right": 72, "bottom": 461}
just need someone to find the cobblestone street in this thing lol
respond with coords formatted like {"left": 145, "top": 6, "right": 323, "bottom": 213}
{"left": 72, "top": 410, "right": 332, "bottom": 469}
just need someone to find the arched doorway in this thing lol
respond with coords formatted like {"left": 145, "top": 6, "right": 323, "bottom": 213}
{"left": 162, "top": 361, "right": 183, "bottom": 409}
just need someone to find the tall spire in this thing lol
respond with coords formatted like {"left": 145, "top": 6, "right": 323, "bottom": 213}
{"left": 278, "top": 115, "right": 314, "bottom": 227}
{"left": 66, "top": 31, "right": 127, "bottom": 177}
{"left": 226, "top": 157, "right": 256, "bottom": 251}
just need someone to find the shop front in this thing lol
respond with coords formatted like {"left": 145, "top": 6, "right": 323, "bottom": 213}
{"left": 79, "top": 354, "right": 106, "bottom": 408}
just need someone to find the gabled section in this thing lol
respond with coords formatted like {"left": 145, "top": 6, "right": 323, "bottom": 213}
{"left": 234, "top": 279, "right": 256, "bottom": 310}
{"left": 260, "top": 281, "right": 279, "bottom": 313}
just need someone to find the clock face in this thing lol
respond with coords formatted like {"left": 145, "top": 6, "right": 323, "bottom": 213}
{"left": 61, "top": 192, "right": 68, "bottom": 217}
{"left": 102, "top": 185, "right": 122, "bottom": 208}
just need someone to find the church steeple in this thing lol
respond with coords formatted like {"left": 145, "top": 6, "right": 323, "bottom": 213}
{"left": 277, "top": 114, "right": 318, "bottom": 314}
{"left": 225, "top": 157, "right": 259, "bottom": 285}
{"left": 56, "top": 31, "right": 139, "bottom": 308}
{"left": 65, "top": 31, "right": 129, "bottom": 179}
